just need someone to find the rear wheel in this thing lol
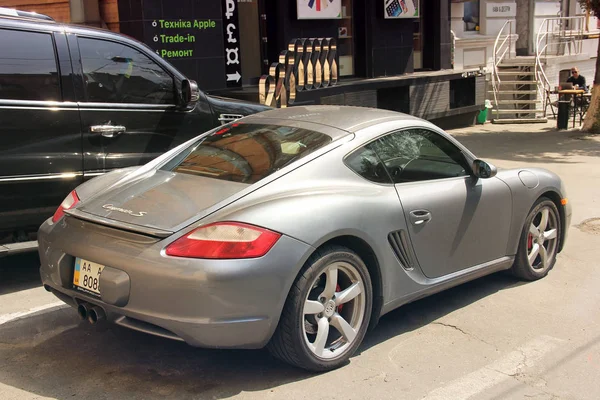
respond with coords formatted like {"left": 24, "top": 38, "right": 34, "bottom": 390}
{"left": 268, "top": 246, "right": 372, "bottom": 371}
{"left": 511, "top": 198, "right": 561, "bottom": 281}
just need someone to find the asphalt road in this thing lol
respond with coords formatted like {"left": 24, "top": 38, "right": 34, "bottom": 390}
{"left": 1, "top": 122, "right": 599, "bottom": 400}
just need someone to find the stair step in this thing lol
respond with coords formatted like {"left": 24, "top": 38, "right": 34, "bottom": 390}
{"left": 496, "top": 100, "right": 540, "bottom": 104}
{"left": 492, "top": 118, "right": 548, "bottom": 124}
{"left": 497, "top": 80, "right": 537, "bottom": 84}
{"left": 498, "top": 71, "right": 536, "bottom": 76}
{"left": 0, "top": 240, "right": 38, "bottom": 257}
{"left": 490, "top": 90, "right": 538, "bottom": 94}
{"left": 493, "top": 109, "right": 544, "bottom": 114}
{"left": 499, "top": 62, "right": 537, "bottom": 67}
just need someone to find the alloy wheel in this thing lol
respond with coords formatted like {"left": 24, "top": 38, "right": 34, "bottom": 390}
{"left": 302, "top": 261, "right": 366, "bottom": 360}
{"left": 527, "top": 206, "right": 559, "bottom": 271}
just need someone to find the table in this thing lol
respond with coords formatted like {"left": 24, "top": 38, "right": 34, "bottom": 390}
{"left": 558, "top": 89, "right": 585, "bottom": 128}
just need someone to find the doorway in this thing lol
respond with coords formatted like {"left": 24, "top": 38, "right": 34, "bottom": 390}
{"left": 237, "top": 0, "right": 265, "bottom": 86}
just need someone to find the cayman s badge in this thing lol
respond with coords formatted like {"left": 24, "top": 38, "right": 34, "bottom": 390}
{"left": 102, "top": 204, "right": 147, "bottom": 217}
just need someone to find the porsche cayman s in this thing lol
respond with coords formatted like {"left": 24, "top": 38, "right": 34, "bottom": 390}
{"left": 39, "top": 106, "right": 571, "bottom": 371}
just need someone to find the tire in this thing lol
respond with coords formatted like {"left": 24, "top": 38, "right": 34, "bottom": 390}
{"left": 511, "top": 197, "right": 561, "bottom": 281}
{"left": 267, "top": 245, "right": 373, "bottom": 372}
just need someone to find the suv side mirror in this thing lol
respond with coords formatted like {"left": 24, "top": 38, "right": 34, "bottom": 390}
{"left": 181, "top": 79, "right": 200, "bottom": 107}
{"left": 472, "top": 159, "right": 497, "bottom": 179}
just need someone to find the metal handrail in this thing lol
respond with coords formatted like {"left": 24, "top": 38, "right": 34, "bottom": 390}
{"left": 534, "top": 16, "right": 585, "bottom": 116}
{"left": 492, "top": 20, "right": 513, "bottom": 116}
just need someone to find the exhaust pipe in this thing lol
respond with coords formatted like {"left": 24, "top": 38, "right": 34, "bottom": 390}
{"left": 77, "top": 303, "right": 92, "bottom": 320}
{"left": 88, "top": 306, "right": 106, "bottom": 325}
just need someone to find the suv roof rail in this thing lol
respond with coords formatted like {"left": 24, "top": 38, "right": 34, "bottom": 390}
{"left": 0, "top": 7, "right": 55, "bottom": 22}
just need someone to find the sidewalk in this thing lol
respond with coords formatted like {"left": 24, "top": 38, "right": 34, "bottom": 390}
{"left": 446, "top": 121, "right": 600, "bottom": 226}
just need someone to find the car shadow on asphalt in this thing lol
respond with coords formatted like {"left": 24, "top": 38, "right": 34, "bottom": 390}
{"left": 451, "top": 128, "right": 600, "bottom": 164}
{"left": 359, "top": 272, "right": 522, "bottom": 352}
{"left": 0, "top": 271, "right": 524, "bottom": 399}
{"left": 0, "top": 253, "right": 41, "bottom": 295}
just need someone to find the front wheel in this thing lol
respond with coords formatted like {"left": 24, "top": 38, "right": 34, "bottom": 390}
{"left": 268, "top": 246, "right": 372, "bottom": 371}
{"left": 511, "top": 198, "right": 561, "bottom": 281}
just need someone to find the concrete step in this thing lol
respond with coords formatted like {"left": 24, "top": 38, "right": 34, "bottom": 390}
{"left": 498, "top": 71, "right": 536, "bottom": 76}
{"left": 492, "top": 118, "right": 548, "bottom": 124}
{"left": 493, "top": 109, "right": 544, "bottom": 114}
{"left": 0, "top": 240, "right": 38, "bottom": 257}
{"left": 490, "top": 90, "right": 538, "bottom": 94}
{"left": 497, "top": 80, "right": 538, "bottom": 85}
{"left": 495, "top": 99, "right": 540, "bottom": 104}
{"left": 499, "top": 61, "right": 537, "bottom": 67}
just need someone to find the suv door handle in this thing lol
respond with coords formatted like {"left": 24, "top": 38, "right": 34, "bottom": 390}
{"left": 90, "top": 124, "right": 126, "bottom": 138}
{"left": 409, "top": 210, "right": 432, "bottom": 225}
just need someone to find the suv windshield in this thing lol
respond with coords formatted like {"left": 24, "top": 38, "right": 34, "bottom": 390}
{"left": 161, "top": 123, "right": 332, "bottom": 184}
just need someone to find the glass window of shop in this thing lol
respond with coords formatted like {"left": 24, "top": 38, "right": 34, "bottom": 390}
{"left": 463, "top": 0, "right": 480, "bottom": 32}
{"left": 338, "top": 0, "right": 355, "bottom": 77}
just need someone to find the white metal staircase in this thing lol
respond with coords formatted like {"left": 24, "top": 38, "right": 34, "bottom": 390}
{"left": 491, "top": 21, "right": 546, "bottom": 123}
{"left": 490, "top": 16, "right": 585, "bottom": 124}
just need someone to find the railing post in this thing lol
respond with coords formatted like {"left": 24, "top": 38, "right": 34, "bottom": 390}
{"left": 509, "top": 20, "right": 512, "bottom": 59}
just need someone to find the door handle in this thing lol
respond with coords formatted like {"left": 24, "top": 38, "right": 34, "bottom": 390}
{"left": 409, "top": 210, "right": 432, "bottom": 225}
{"left": 90, "top": 124, "right": 126, "bottom": 138}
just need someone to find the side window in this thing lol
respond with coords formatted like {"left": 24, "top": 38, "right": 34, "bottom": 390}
{"left": 345, "top": 145, "right": 392, "bottom": 184}
{"left": 370, "top": 129, "right": 469, "bottom": 183}
{"left": 0, "top": 29, "right": 60, "bottom": 101}
{"left": 78, "top": 38, "right": 175, "bottom": 104}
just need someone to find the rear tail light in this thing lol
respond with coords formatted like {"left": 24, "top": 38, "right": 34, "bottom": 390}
{"left": 165, "top": 222, "right": 281, "bottom": 259}
{"left": 52, "top": 190, "right": 80, "bottom": 223}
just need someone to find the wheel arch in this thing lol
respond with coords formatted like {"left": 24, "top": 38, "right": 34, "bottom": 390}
{"left": 538, "top": 190, "right": 567, "bottom": 253}
{"left": 311, "top": 235, "right": 384, "bottom": 331}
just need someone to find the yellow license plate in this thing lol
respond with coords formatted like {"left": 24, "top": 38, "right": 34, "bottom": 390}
{"left": 73, "top": 258, "right": 104, "bottom": 295}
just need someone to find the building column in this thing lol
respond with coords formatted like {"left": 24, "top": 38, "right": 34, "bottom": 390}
{"left": 515, "top": 0, "right": 532, "bottom": 55}
{"left": 423, "top": 0, "right": 451, "bottom": 70}
{"left": 69, "top": 0, "right": 102, "bottom": 27}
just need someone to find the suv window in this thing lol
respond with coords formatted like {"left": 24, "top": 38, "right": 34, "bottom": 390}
{"left": 370, "top": 129, "right": 469, "bottom": 183}
{"left": 78, "top": 37, "right": 175, "bottom": 104}
{"left": 161, "top": 123, "right": 332, "bottom": 184}
{"left": 0, "top": 29, "right": 60, "bottom": 101}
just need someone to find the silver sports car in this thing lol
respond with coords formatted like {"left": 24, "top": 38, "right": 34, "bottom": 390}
{"left": 39, "top": 106, "right": 571, "bottom": 371}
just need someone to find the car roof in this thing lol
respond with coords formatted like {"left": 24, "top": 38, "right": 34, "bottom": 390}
{"left": 0, "top": 13, "right": 151, "bottom": 47}
{"left": 243, "top": 105, "right": 423, "bottom": 135}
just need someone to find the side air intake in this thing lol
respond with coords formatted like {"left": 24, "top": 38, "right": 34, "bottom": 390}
{"left": 388, "top": 230, "right": 415, "bottom": 270}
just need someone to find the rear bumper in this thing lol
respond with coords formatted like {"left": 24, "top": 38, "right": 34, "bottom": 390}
{"left": 38, "top": 216, "right": 312, "bottom": 349}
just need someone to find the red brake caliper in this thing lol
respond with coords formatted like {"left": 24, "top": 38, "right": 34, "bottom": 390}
{"left": 527, "top": 234, "right": 533, "bottom": 250}
{"left": 336, "top": 284, "right": 343, "bottom": 313}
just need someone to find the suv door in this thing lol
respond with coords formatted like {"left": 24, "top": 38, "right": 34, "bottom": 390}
{"left": 71, "top": 35, "right": 215, "bottom": 177}
{"left": 370, "top": 128, "right": 512, "bottom": 279}
{"left": 0, "top": 27, "right": 82, "bottom": 235}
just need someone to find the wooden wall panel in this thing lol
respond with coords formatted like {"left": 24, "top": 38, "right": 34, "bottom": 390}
{"left": 3, "top": 0, "right": 71, "bottom": 23}
{"left": 5, "top": 0, "right": 120, "bottom": 32}
{"left": 99, "top": 0, "right": 119, "bottom": 32}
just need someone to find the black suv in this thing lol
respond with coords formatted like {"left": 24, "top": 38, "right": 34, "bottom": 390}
{"left": 0, "top": 9, "right": 268, "bottom": 256}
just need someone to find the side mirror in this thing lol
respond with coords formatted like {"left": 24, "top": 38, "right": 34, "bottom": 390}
{"left": 181, "top": 79, "right": 200, "bottom": 107}
{"left": 472, "top": 159, "right": 497, "bottom": 179}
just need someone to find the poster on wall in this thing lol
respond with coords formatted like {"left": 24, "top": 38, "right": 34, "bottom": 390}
{"left": 384, "top": 0, "right": 419, "bottom": 19}
{"left": 297, "top": 0, "right": 342, "bottom": 20}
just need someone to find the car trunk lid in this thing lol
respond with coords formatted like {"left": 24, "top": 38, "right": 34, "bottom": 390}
{"left": 73, "top": 170, "right": 249, "bottom": 234}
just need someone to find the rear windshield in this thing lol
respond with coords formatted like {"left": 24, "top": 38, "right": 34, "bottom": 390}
{"left": 161, "top": 123, "right": 332, "bottom": 184}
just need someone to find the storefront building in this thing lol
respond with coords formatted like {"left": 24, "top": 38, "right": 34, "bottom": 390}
{"left": 451, "top": 0, "right": 599, "bottom": 95}
{"left": 10, "top": 0, "right": 493, "bottom": 127}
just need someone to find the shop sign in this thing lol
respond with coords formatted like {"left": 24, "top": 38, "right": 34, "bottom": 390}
{"left": 147, "top": 18, "right": 217, "bottom": 60}
{"left": 486, "top": 2, "right": 516, "bottom": 18}
{"left": 222, "top": 0, "right": 242, "bottom": 87}
{"left": 297, "top": 0, "right": 342, "bottom": 20}
{"left": 384, "top": 0, "right": 419, "bottom": 19}
{"left": 259, "top": 38, "right": 338, "bottom": 108}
